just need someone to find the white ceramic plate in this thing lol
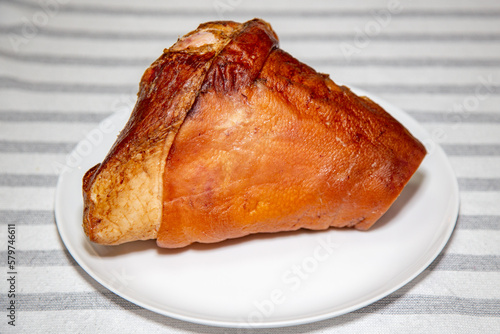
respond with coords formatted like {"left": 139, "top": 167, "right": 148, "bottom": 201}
{"left": 55, "top": 88, "right": 459, "bottom": 328}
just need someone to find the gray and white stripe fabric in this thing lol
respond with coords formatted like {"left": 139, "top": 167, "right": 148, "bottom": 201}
{"left": 1, "top": 0, "right": 499, "bottom": 332}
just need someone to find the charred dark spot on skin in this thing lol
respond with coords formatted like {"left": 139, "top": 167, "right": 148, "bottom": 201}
{"left": 240, "top": 91, "right": 249, "bottom": 101}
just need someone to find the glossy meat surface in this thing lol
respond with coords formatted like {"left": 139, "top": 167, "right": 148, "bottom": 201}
{"left": 82, "top": 19, "right": 426, "bottom": 248}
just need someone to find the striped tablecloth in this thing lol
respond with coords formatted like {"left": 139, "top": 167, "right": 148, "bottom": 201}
{"left": 1, "top": 0, "right": 499, "bottom": 332}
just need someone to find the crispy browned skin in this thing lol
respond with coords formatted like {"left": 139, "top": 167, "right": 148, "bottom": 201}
{"left": 82, "top": 21, "right": 243, "bottom": 244}
{"left": 82, "top": 19, "right": 426, "bottom": 248}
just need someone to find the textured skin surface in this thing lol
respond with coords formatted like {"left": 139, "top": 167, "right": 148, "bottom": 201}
{"left": 82, "top": 19, "right": 426, "bottom": 248}
{"left": 82, "top": 21, "right": 242, "bottom": 244}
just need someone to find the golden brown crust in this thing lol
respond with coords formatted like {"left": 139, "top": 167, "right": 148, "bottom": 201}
{"left": 83, "top": 18, "right": 426, "bottom": 248}
{"left": 82, "top": 20, "right": 244, "bottom": 244}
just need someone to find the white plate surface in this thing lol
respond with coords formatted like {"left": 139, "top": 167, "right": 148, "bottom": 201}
{"left": 55, "top": 89, "right": 459, "bottom": 328}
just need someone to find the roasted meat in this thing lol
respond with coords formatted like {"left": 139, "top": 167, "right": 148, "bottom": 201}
{"left": 82, "top": 19, "right": 426, "bottom": 248}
